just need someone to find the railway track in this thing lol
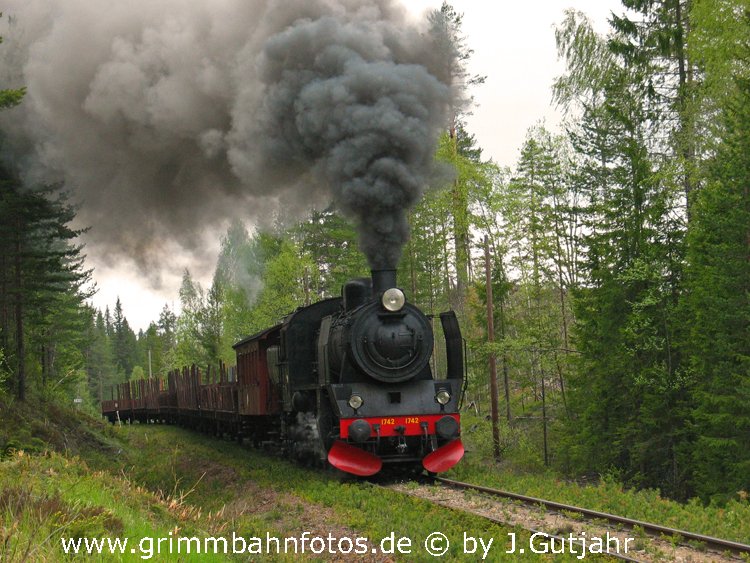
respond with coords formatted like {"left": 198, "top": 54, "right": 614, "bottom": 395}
{"left": 383, "top": 480, "right": 637, "bottom": 561}
{"left": 426, "top": 476, "right": 750, "bottom": 560}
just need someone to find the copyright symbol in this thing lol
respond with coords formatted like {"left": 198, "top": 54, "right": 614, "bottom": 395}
{"left": 424, "top": 532, "right": 449, "bottom": 557}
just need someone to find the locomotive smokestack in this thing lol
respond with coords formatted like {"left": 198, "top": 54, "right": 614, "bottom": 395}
{"left": 371, "top": 269, "right": 397, "bottom": 295}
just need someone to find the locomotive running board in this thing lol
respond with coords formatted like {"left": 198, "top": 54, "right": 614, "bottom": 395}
{"left": 422, "top": 439, "right": 465, "bottom": 474}
{"left": 328, "top": 440, "right": 383, "bottom": 476}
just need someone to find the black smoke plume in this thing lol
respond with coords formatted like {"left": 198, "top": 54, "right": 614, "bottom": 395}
{"left": 0, "top": 0, "right": 450, "bottom": 280}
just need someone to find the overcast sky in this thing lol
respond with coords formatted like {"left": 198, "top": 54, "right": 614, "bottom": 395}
{"left": 89, "top": 0, "right": 622, "bottom": 331}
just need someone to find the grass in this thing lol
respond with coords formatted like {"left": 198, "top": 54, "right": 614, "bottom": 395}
{"left": 1, "top": 398, "right": 612, "bottom": 561}
{"left": 0, "top": 449, "right": 227, "bottom": 561}
{"left": 0, "top": 395, "right": 120, "bottom": 459}
{"left": 3, "top": 394, "right": 748, "bottom": 561}
{"left": 99, "top": 423, "right": 612, "bottom": 561}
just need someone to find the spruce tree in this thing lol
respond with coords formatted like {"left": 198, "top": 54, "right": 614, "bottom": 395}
{"left": 555, "top": 11, "right": 688, "bottom": 495}
{"left": 428, "top": 3, "right": 485, "bottom": 311}
{"left": 0, "top": 172, "right": 91, "bottom": 400}
{"left": 610, "top": 0, "right": 699, "bottom": 215}
{"left": 686, "top": 72, "right": 750, "bottom": 501}
{"left": 112, "top": 297, "right": 137, "bottom": 380}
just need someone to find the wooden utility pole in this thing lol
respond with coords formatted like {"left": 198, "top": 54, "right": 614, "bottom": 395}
{"left": 541, "top": 371, "right": 549, "bottom": 466}
{"left": 484, "top": 236, "right": 500, "bottom": 460}
{"left": 304, "top": 267, "right": 311, "bottom": 306}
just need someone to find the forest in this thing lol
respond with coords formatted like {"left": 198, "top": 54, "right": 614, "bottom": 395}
{"left": 1, "top": 0, "right": 748, "bottom": 504}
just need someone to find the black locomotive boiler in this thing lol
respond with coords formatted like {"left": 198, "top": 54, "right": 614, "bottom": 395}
{"left": 103, "top": 269, "right": 465, "bottom": 477}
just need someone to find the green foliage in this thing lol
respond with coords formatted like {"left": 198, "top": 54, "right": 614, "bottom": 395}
{"left": 685, "top": 70, "right": 750, "bottom": 502}
{"left": 294, "top": 208, "right": 368, "bottom": 296}
{"left": 0, "top": 347, "right": 8, "bottom": 390}
{"left": 248, "top": 239, "right": 314, "bottom": 332}
{"left": 213, "top": 219, "right": 265, "bottom": 355}
{"left": 458, "top": 412, "right": 546, "bottom": 472}
{"left": 425, "top": 2, "right": 487, "bottom": 314}
{"left": 0, "top": 169, "right": 93, "bottom": 402}
{"left": 689, "top": 0, "right": 750, "bottom": 165}
{"left": 42, "top": 0, "right": 747, "bottom": 508}
{"left": 402, "top": 129, "right": 496, "bottom": 318}
{"left": 0, "top": 15, "right": 25, "bottom": 112}
{"left": 552, "top": 7, "right": 691, "bottom": 498}
{"left": 111, "top": 298, "right": 138, "bottom": 379}
{"left": 170, "top": 221, "right": 322, "bottom": 367}
{"left": 427, "top": 2, "right": 486, "bottom": 124}
{"left": 0, "top": 87, "right": 24, "bottom": 110}
{"left": 465, "top": 125, "right": 577, "bottom": 464}
{"left": 0, "top": 451, "right": 195, "bottom": 561}
{"left": 690, "top": 0, "right": 750, "bottom": 98}
{"left": 135, "top": 323, "right": 163, "bottom": 378}
{"left": 402, "top": 173, "right": 454, "bottom": 312}
{"left": 174, "top": 269, "right": 212, "bottom": 369}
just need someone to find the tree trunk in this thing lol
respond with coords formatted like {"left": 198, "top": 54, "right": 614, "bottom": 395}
{"left": 1, "top": 251, "right": 7, "bottom": 352}
{"left": 495, "top": 255, "right": 512, "bottom": 423}
{"left": 14, "top": 220, "right": 25, "bottom": 401}
{"left": 484, "top": 237, "right": 501, "bottom": 460}
{"left": 41, "top": 343, "right": 46, "bottom": 388}
{"left": 408, "top": 239, "right": 417, "bottom": 300}
{"left": 541, "top": 367, "right": 549, "bottom": 466}
{"left": 450, "top": 128, "right": 470, "bottom": 312}
{"left": 674, "top": 0, "right": 695, "bottom": 219}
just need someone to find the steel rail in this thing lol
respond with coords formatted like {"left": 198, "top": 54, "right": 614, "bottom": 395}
{"left": 434, "top": 477, "right": 750, "bottom": 558}
{"left": 387, "top": 484, "right": 639, "bottom": 561}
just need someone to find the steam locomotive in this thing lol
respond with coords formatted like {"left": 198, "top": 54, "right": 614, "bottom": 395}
{"left": 102, "top": 269, "right": 465, "bottom": 476}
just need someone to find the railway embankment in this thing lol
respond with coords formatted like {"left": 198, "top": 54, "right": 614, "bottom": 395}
{"left": 1, "top": 401, "right": 592, "bottom": 562}
{"left": 2, "top": 399, "right": 748, "bottom": 561}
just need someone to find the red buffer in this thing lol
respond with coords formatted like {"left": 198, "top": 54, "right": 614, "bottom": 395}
{"left": 422, "top": 439, "right": 465, "bottom": 474}
{"left": 327, "top": 440, "right": 383, "bottom": 476}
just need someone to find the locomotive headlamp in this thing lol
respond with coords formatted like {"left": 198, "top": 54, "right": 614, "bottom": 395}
{"left": 382, "top": 288, "right": 406, "bottom": 312}
{"left": 435, "top": 389, "right": 451, "bottom": 405}
{"left": 348, "top": 394, "right": 364, "bottom": 410}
